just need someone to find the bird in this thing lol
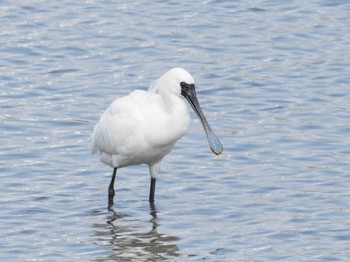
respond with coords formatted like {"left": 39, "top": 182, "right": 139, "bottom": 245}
{"left": 91, "top": 67, "right": 223, "bottom": 206}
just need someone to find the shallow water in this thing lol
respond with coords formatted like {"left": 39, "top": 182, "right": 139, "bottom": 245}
{"left": 1, "top": 0, "right": 350, "bottom": 261}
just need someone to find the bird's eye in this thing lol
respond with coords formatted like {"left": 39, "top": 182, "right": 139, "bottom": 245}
{"left": 180, "top": 82, "right": 194, "bottom": 89}
{"left": 180, "top": 82, "right": 187, "bottom": 88}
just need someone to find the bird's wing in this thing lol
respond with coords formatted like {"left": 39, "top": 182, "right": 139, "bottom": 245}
{"left": 90, "top": 90, "right": 147, "bottom": 156}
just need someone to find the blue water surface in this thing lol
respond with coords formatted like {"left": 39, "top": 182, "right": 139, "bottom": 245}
{"left": 1, "top": 0, "right": 350, "bottom": 261}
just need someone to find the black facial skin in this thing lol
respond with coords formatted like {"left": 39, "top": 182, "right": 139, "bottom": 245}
{"left": 180, "top": 82, "right": 196, "bottom": 99}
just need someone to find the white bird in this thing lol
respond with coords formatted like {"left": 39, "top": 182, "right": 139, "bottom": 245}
{"left": 91, "top": 68, "right": 223, "bottom": 205}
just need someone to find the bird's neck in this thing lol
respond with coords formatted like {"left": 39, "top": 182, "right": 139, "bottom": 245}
{"left": 159, "top": 92, "right": 185, "bottom": 113}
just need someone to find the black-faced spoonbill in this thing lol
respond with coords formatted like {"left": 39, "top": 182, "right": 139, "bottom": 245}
{"left": 91, "top": 68, "right": 223, "bottom": 206}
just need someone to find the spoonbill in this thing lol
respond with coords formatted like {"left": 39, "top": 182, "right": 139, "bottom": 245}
{"left": 91, "top": 68, "right": 223, "bottom": 205}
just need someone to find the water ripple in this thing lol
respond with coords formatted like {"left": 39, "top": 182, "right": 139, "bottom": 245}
{"left": 1, "top": 0, "right": 350, "bottom": 261}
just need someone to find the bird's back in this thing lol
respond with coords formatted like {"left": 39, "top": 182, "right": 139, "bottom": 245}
{"left": 91, "top": 89, "right": 190, "bottom": 168}
{"left": 91, "top": 90, "right": 146, "bottom": 155}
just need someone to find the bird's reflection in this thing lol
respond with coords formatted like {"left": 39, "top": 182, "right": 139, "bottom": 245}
{"left": 92, "top": 203, "right": 180, "bottom": 261}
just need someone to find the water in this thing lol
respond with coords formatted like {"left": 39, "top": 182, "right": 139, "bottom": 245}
{"left": 1, "top": 0, "right": 350, "bottom": 260}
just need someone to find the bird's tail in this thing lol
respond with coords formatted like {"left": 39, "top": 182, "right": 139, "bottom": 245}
{"left": 89, "top": 127, "right": 98, "bottom": 154}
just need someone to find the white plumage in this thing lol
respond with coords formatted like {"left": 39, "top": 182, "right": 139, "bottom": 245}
{"left": 91, "top": 68, "right": 223, "bottom": 204}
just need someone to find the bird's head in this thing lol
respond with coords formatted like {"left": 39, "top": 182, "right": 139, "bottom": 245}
{"left": 149, "top": 68, "right": 223, "bottom": 155}
{"left": 150, "top": 67, "right": 195, "bottom": 97}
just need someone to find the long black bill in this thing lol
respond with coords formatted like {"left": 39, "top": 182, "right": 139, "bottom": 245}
{"left": 181, "top": 82, "right": 224, "bottom": 155}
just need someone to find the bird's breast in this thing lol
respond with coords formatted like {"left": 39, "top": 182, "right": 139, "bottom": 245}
{"left": 143, "top": 98, "right": 191, "bottom": 148}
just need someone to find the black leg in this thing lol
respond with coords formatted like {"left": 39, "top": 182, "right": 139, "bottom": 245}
{"left": 149, "top": 177, "right": 156, "bottom": 203}
{"left": 108, "top": 168, "right": 117, "bottom": 206}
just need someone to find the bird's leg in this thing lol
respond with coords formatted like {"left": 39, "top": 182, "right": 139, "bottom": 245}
{"left": 108, "top": 168, "right": 117, "bottom": 206}
{"left": 149, "top": 177, "right": 156, "bottom": 203}
{"left": 148, "top": 162, "right": 160, "bottom": 203}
